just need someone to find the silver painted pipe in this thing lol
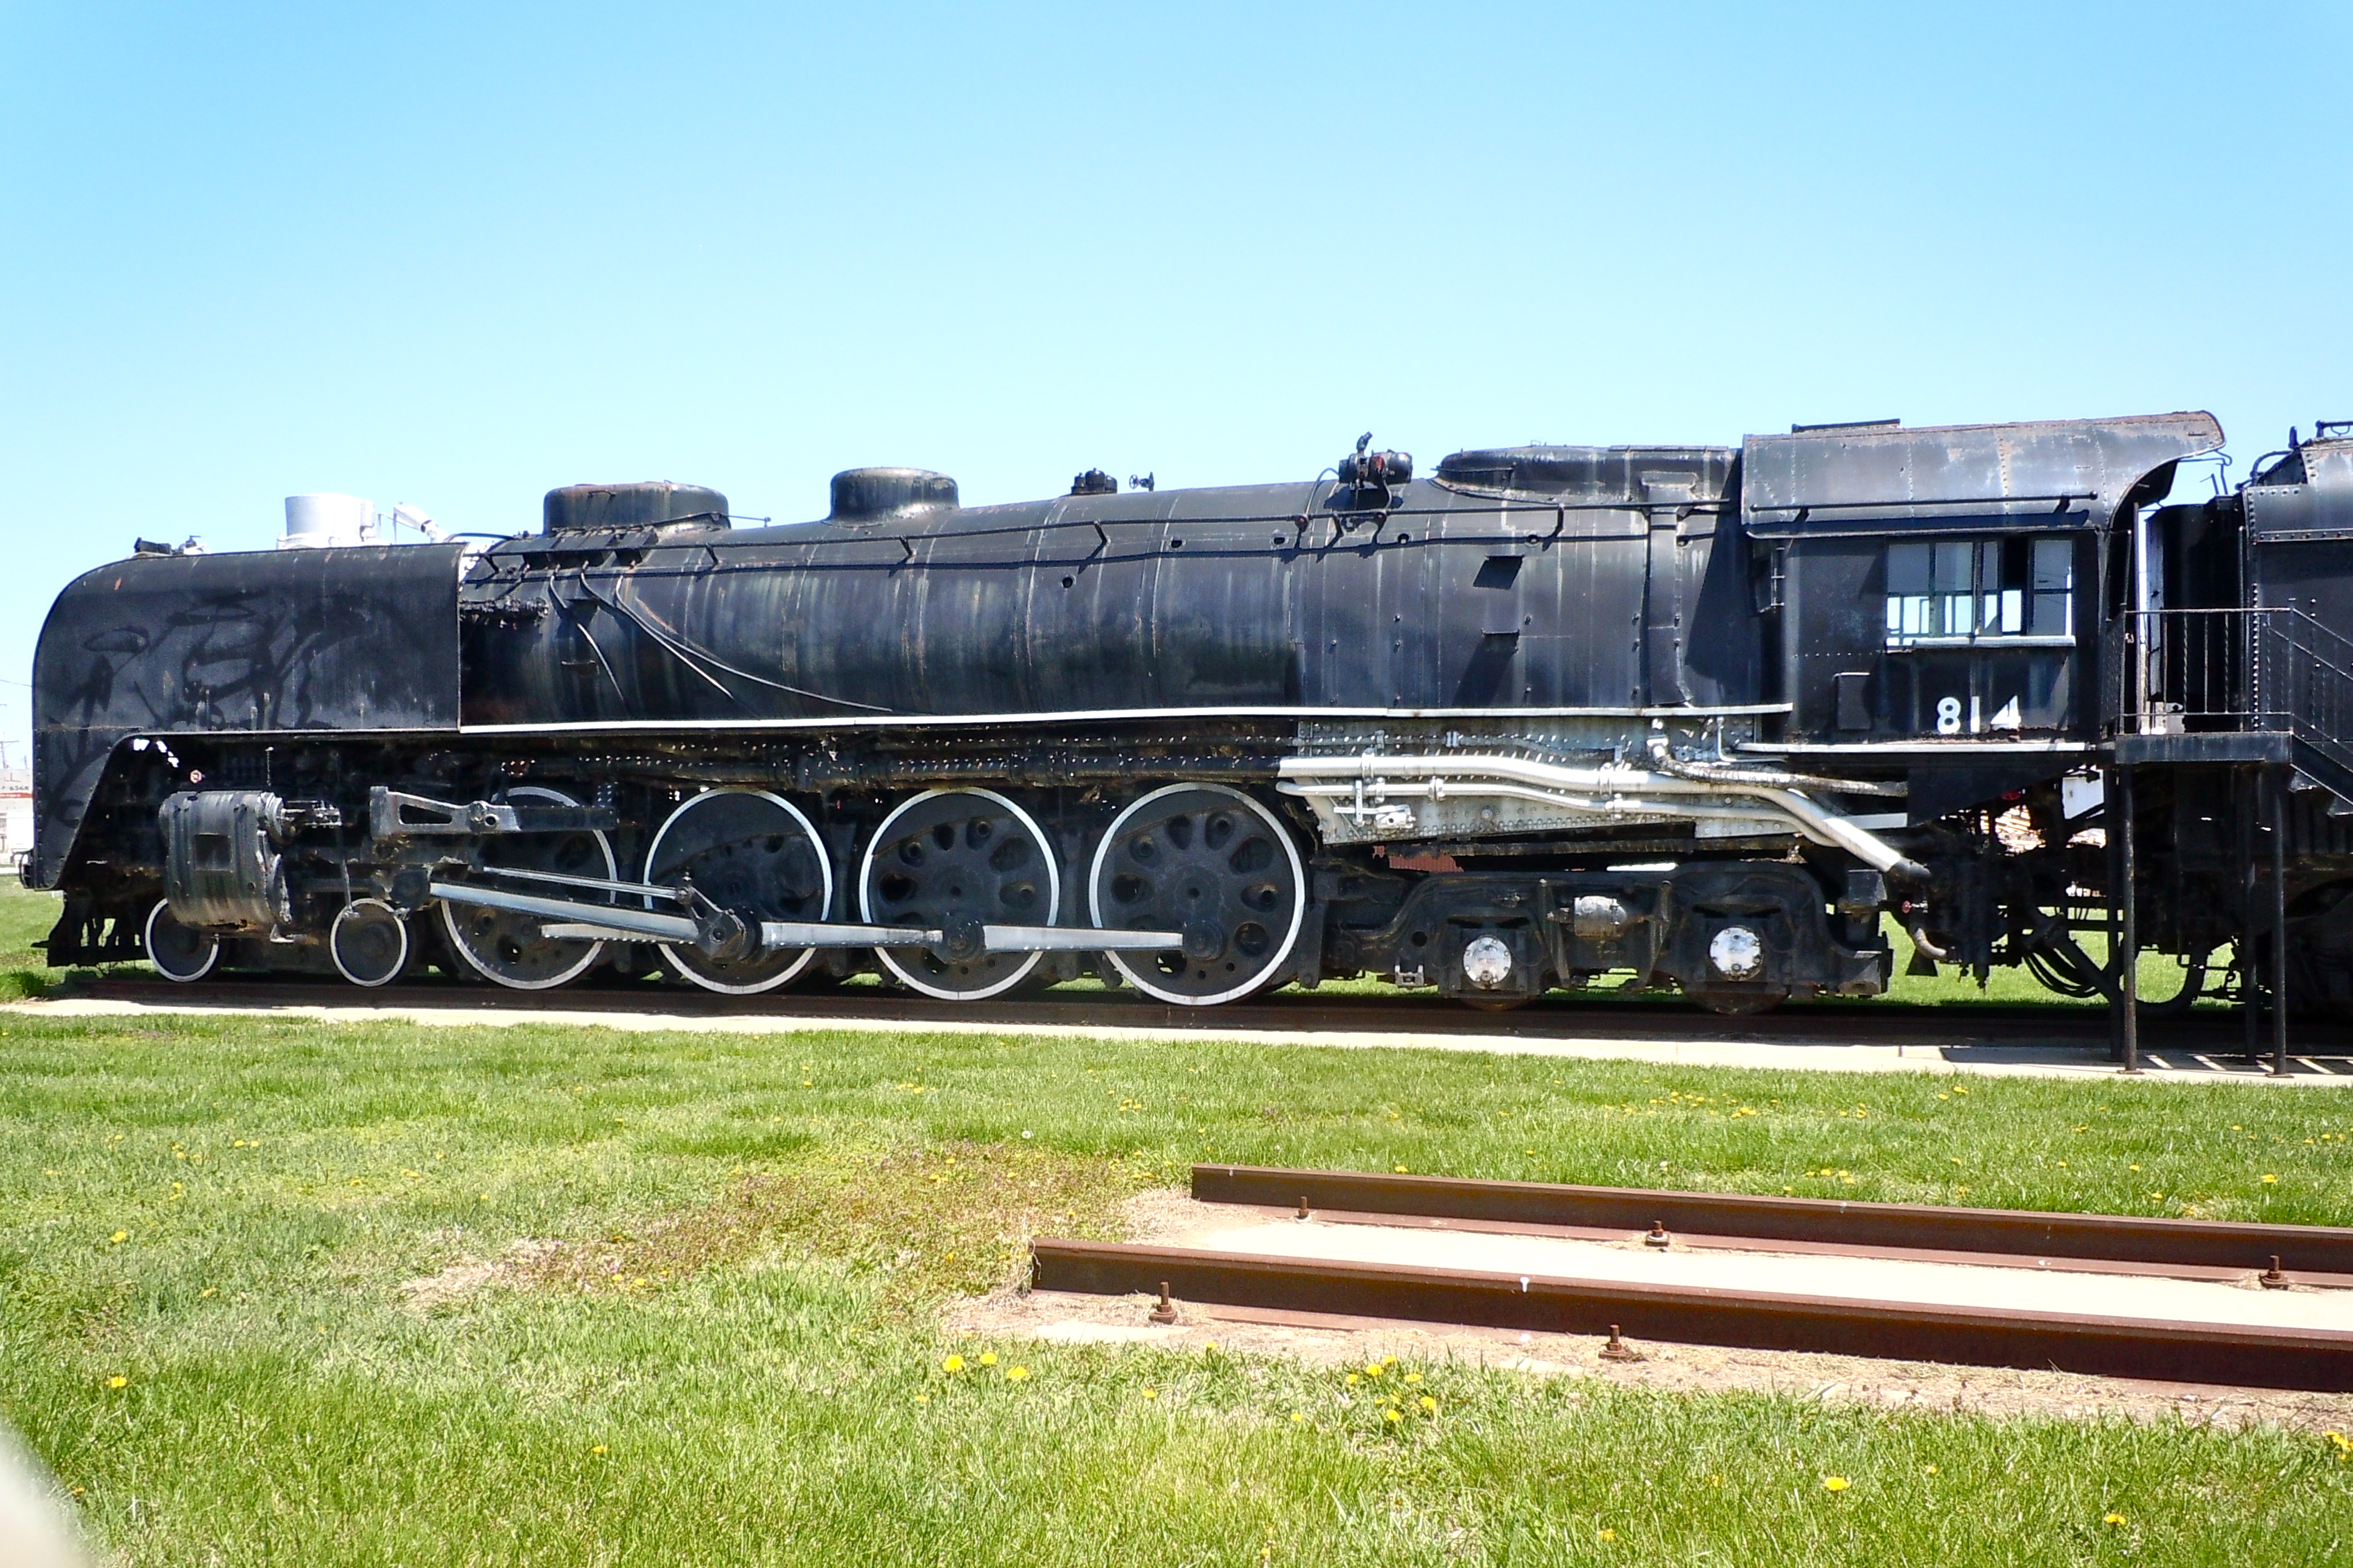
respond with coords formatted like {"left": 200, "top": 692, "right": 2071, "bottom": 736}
{"left": 1277, "top": 753, "right": 1928, "bottom": 880}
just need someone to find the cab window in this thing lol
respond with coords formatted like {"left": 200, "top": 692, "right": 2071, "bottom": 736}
{"left": 1885, "top": 536, "right": 2071, "bottom": 646}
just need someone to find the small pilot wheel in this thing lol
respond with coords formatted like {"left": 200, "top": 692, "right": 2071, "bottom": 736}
{"left": 859, "top": 788, "right": 1058, "bottom": 1001}
{"left": 1088, "top": 783, "right": 1306, "bottom": 1006}
{"left": 438, "top": 785, "right": 615, "bottom": 990}
{"left": 644, "top": 789, "right": 832, "bottom": 995}
{"left": 145, "top": 899, "right": 219, "bottom": 983}
{"left": 329, "top": 898, "right": 411, "bottom": 988}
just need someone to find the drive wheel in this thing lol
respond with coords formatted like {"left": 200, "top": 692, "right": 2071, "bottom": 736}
{"left": 645, "top": 789, "right": 832, "bottom": 994}
{"left": 1088, "top": 783, "right": 1305, "bottom": 1006}
{"left": 438, "top": 785, "right": 615, "bottom": 990}
{"left": 145, "top": 899, "right": 219, "bottom": 983}
{"left": 860, "top": 788, "right": 1057, "bottom": 1001}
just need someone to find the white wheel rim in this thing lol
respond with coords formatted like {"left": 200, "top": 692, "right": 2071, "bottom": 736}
{"left": 330, "top": 898, "right": 411, "bottom": 988}
{"left": 859, "top": 787, "right": 1058, "bottom": 1001}
{"left": 643, "top": 788, "right": 831, "bottom": 995}
{"left": 1088, "top": 783, "right": 1306, "bottom": 1007}
{"left": 437, "top": 785, "right": 615, "bottom": 990}
{"left": 144, "top": 899, "right": 219, "bottom": 983}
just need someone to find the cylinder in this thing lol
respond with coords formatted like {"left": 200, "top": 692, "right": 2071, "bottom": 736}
{"left": 282, "top": 493, "right": 374, "bottom": 549}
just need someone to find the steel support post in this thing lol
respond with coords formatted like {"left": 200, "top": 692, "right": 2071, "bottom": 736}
{"left": 2117, "top": 764, "right": 2138, "bottom": 1073}
{"left": 2242, "top": 765, "right": 2263, "bottom": 1063}
{"left": 2271, "top": 764, "right": 2291, "bottom": 1076}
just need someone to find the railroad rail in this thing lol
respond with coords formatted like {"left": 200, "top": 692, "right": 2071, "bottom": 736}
{"left": 1026, "top": 1165, "right": 2353, "bottom": 1392}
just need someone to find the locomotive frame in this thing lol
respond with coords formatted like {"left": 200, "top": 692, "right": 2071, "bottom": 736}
{"left": 28, "top": 412, "right": 2353, "bottom": 1056}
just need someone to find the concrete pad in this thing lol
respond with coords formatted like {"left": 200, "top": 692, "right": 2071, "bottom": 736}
{"left": 13, "top": 994, "right": 2349, "bottom": 1082}
{"left": 1174, "top": 1217, "right": 2353, "bottom": 1333}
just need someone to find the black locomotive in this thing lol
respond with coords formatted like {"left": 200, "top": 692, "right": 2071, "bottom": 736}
{"left": 28, "top": 412, "right": 2353, "bottom": 1026}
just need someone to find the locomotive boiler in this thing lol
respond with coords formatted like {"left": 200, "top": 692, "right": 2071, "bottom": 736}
{"left": 30, "top": 410, "right": 2353, "bottom": 1025}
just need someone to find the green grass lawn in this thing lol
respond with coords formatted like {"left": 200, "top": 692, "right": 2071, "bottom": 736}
{"left": 6, "top": 998, "right": 2353, "bottom": 1565}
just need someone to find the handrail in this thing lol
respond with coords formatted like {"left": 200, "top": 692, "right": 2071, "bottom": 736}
{"left": 2119, "top": 607, "right": 2353, "bottom": 783}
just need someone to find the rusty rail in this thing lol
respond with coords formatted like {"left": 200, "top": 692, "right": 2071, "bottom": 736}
{"left": 1027, "top": 1238, "right": 2353, "bottom": 1391}
{"left": 1192, "top": 1165, "right": 2353, "bottom": 1275}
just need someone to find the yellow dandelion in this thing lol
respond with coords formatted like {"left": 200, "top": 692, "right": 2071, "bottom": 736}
{"left": 1384, "top": 1407, "right": 1402, "bottom": 1423}
{"left": 1005, "top": 1365, "right": 1029, "bottom": 1381}
{"left": 1923, "top": 1464, "right": 1939, "bottom": 1475}
{"left": 1393, "top": 1165, "right": 1409, "bottom": 1173}
{"left": 978, "top": 1351, "right": 998, "bottom": 1367}
{"left": 107, "top": 1375, "right": 126, "bottom": 1389}
{"left": 942, "top": 1354, "right": 965, "bottom": 1373}
{"left": 1597, "top": 1528, "right": 1616, "bottom": 1541}
{"left": 914, "top": 1393, "right": 930, "bottom": 1404}
{"left": 1822, "top": 1475, "right": 1851, "bottom": 1492}
{"left": 1365, "top": 1363, "right": 1384, "bottom": 1378}
{"left": 1141, "top": 1388, "right": 1158, "bottom": 1400}
{"left": 1418, "top": 1395, "right": 1436, "bottom": 1412}
{"left": 2102, "top": 1512, "right": 2127, "bottom": 1526}
{"left": 1291, "top": 1412, "right": 1306, "bottom": 1423}
{"left": 591, "top": 1444, "right": 608, "bottom": 1455}
{"left": 2262, "top": 1174, "right": 2278, "bottom": 1184}
{"left": 108, "top": 1230, "right": 127, "bottom": 1244}
{"left": 1345, "top": 1373, "right": 1360, "bottom": 1386}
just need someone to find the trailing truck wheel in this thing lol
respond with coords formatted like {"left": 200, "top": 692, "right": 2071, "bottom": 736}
{"left": 860, "top": 788, "right": 1058, "bottom": 1001}
{"left": 144, "top": 900, "right": 219, "bottom": 983}
{"left": 437, "top": 785, "right": 616, "bottom": 990}
{"left": 644, "top": 789, "right": 832, "bottom": 995}
{"left": 1088, "top": 783, "right": 1306, "bottom": 1006}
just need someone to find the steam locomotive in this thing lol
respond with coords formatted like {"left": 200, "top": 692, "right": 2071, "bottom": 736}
{"left": 29, "top": 410, "right": 2353, "bottom": 1019}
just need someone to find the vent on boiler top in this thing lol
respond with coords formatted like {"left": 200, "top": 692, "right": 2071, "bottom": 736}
{"left": 829, "top": 467, "right": 959, "bottom": 523}
{"left": 543, "top": 481, "right": 730, "bottom": 535}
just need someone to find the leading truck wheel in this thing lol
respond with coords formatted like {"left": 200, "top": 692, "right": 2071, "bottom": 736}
{"left": 145, "top": 900, "right": 219, "bottom": 983}
{"left": 860, "top": 788, "right": 1058, "bottom": 1001}
{"left": 329, "top": 899, "right": 411, "bottom": 987}
{"left": 1088, "top": 783, "right": 1306, "bottom": 1006}
{"left": 644, "top": 789, "right": 832, "bottom": 995}
{"left": 438, "top": 785, "right": 616, "bottom": 990}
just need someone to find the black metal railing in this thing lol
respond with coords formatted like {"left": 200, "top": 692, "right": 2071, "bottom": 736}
{"left": 2117, "top": 607, "right": 2353, "bottom": 780}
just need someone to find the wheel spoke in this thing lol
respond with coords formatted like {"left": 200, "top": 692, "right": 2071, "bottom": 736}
{"left": 860, "top": 789, "right": 1058, "bottom": 1001}
{"left": 644, "top": 789, "right": 831, "bottom": 995}
{"left": 1089, "top": 784, "right": 1304, "bottom": 1006}
{"left": 438, "top": 786, "right": 613, "bottom": 990}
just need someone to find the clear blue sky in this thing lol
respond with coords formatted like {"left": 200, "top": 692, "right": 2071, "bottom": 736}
{"left": 4, "top": 2, "right": 2348, "bottom": 767}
